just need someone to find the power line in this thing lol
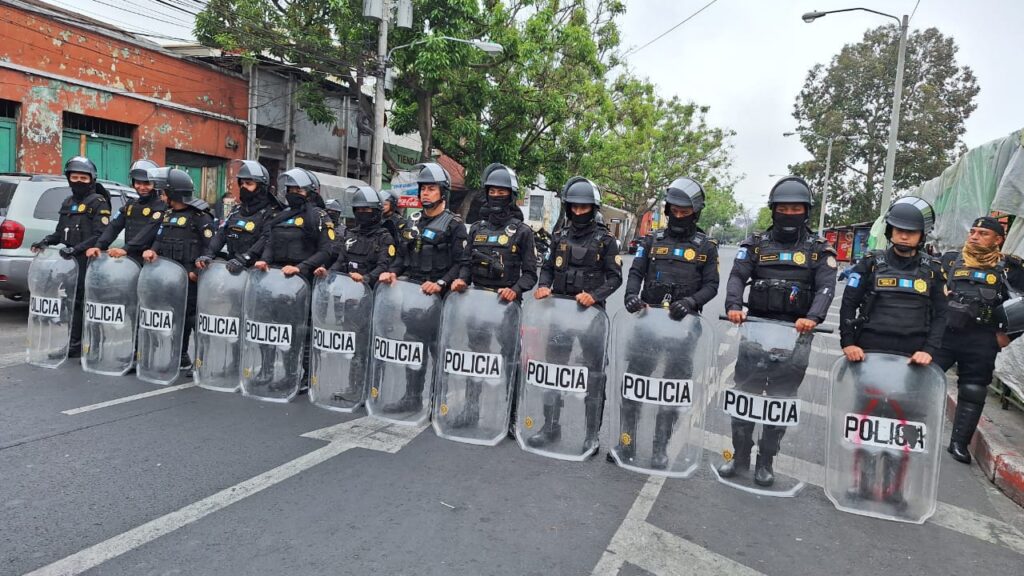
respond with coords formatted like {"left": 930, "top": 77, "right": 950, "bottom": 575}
{"left": 623, "top": 0, "right": 721, "bottom": 58}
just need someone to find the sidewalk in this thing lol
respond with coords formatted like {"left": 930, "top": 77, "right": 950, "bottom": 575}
{"left": 945, "top": 376, "right": 1024, "bottom": 508}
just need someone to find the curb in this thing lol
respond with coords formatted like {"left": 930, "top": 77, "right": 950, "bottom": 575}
{"left": 945, "top": 389, "right": 1024, "bottom": 508}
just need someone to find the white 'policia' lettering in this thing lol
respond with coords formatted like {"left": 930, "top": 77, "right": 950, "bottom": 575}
{"left": 30, "top": 296, "right": 61, "bottom": 318}
{"left": 526, "top": 359, "right": 589, "bottom": 392}
{"left": 314, "top": 328, "right": 356, "bottom": 354}
{"left": 245, "top": 320, "right": 292, "bottom": 347}
{"left": 199, "top": 313, "right": 240, "bottom": 338}
{"left": 86, "top": 302, "right": 125, "bottom": 325}
{"left": 843, "top": 413, "right": 927, "bottom": 452}
{"left": 139, "top": 307, "right": 173, "bottom": 332}
{"left": 374, "top": 336, "right": 423, "bottom": 366}
{"left": 622, "top": 373, "right": 692, "bottom": 407}
{"left": 444, "top": 349, "right": 502, "bottom": 379}
{"left": 722, "top": 389, "right": 800, "bottom": 426}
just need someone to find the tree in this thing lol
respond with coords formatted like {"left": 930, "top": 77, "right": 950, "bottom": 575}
{"left": 388, "top": 0, "right": 625, "bottom": 207}
{"left": 578, "top": 75, "right": 739, "bottom": 236}
{"left": 754, "top": 206, "right": 773, "bottom": 232}
{"left": 790, "top": 25, "right": 979, "bottom": 226}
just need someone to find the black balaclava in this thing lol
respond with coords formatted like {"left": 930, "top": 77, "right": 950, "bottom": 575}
{"left": 70, "top": 179, "right": 93, "bottom": 201}
{"left": 486, "top": 190, "right": 513, "bottom": 224}
{"left": 354, "top": 209, "right": 380, "bottom": 229}
{"left": 569, "top": 204, "right": 596, "bottom": 233}
{"left": 285, "top": 191, "right": 306, "bottom": 209}
{"left": 666, "top": 207, "right": 697, "bottom": 238}
{"left": 771, "top": 208, "right": 806, "bottom": 243}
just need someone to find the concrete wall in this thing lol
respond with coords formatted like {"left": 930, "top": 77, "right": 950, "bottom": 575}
{"left": 0, "top": 2, "right": 247, "bottom": 174}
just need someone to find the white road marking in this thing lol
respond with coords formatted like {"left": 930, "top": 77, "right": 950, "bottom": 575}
{"left": 591, "top": 476, "right": 766, "bottom": 576}
{"left": 24, "top": 417, "right": 427, "bottom": 576}
{"left": 0, "top": 350, "right": 26, "bottom": 368}
{"left": 61, "top": 383, "right": 198, "bottom": 415}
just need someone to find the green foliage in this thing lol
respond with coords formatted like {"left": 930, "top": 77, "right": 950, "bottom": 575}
{"left": 791, "top": 25, "right": 979, "bottom": 226}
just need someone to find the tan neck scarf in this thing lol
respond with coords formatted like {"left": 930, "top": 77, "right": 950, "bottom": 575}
{"left": 961, "top": 242, "right": 1002, "bottom": 268}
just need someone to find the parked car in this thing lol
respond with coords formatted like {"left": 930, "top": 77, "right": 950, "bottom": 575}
{"left": 0, "top": 174, "right": 135, "bottom": 301}
{"left": 627, "top": 237, "right": 640, "bottom": 254}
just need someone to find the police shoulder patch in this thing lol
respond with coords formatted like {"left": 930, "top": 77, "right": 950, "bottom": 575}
{"left": 826, "top": 256, "right": 837, "bottom": 269}
{"left": 735, "top": 247, "right": 747, "bottom": 260}
{"left": 847, "top": 272, "right": 861, "bottom": 288}
{"left": 152, "top": 211, "right": 163, "bottom": 220}
{"left": 101, "top": 216, "right": 109, "bottom": 225}
{"left": 614, "top": 254, "right": 622, "bottom": 266}
{"left": 204, "top": 228, "right": 213, "bottom": 238}
{"left": 388, "top": 244, "right": 396, "bottom": 257}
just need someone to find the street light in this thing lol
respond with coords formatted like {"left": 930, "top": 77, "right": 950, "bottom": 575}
{"left": 783, "top": 130, "right": 843, "bottom": 233}
{"left": 801, "top": 7, "right": 909, "bottom": 228}
{"left": 369, "top": 3, "right": 504, "bottom": 190}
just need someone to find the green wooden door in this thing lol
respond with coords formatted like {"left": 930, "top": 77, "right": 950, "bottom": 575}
{"left": 62, "top": 130, "right": 132, "bottom": 184}
{"left": 0, "top": 118, "right": 15, "bottom": 172}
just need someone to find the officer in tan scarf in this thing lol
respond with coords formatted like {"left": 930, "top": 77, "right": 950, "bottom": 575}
{"left": 936, "top": 216, "right": 1024, "bottom": 463}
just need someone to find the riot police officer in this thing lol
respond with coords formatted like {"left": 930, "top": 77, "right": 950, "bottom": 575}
{"left": 86, "top": 159, "right": 164, "bottom": 265}
{"left": 449, "top": 163, "right": 539, "bottom": 428}
{"left": 839, "top": 196, "right": 947, "bottom": 504}
{"left": 254, "top": 168, "right": 335, "bottom": 384}
{"left": 143, "top": 169, "right": 215, "bottom": 371}
{"left": 614, "top": 177, "right": 719, "bottom": 468}
{"left": 380, "top": 188, "right": 407, "bottom": 243}
{"left": 31, "top": 156, "right": 112, "bottom": 358}
{"left": 530, "top": 176, "right": 623, "bottom": 450}
{"left": 315, "top": 186, "right": 399, "bottom": 288}
{"left": 195, "top": 160, "right": 277, "bottom": 275}
{"left": 383, "top": 162, "right": 468, "bottom": 412}
{"left": 722, "top": 176, "right": 837, "bottom": 486}
{"left": 934, "top": 216, "right": 1024, "bottom": 464}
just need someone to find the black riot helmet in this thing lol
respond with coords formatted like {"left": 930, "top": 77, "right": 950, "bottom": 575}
{"left": 324, "top": 198, "right": 343, "bottom": 226}
{"left": 146, "top": 167, "right": 172, "bottom": 191}
{"left": 380, "top": 187, "right": 399, "bottom": 214}
{"left": 349, "top": 185, "right": 383, "bottom": 227}
{"left": 129, "top": 159, "right": 159, "bottom": 184}
{"left": 236, "top": 160, "right": 270, "bottom": 186}
{"left": 64, "top": 156, "right": 97, "bottom": 182}
{"left": 166, "top": 169, "right": 194, "bottom": 197}
{"left": 884, "top": 196, "right": 934, "bottom": 250}
{"left": 562, "top": 176, "right": 602, "bottom": 207}
{"left": 665, "top": 177, "right": 706, "bottom": 215}
{"left": 482, "top": 163, "right": 520, "bottom": 197}
{"left": 997, "top": 297, "right": 1024, "bottom": 335}
{"left": 278, "top": 168, "right": 317, "bottom": 195}
{"left": 415, "top": 162, "right": 451, "bottom": 192}
{"left": 768, "top": 176, "right": 814, "bottom": 209}
{"left": 884, "top": 196, "right": 934, "bottom": 235}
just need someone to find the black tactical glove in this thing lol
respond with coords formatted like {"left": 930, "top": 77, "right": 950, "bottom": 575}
{"left": 669, "top": 297, "right": 697, "bottom": 321}
{"left": 195, "top": 255, "right": 213, "bottom": 268}
{"left": 625, "top": 294, "right": 644, "bottom": 313}
{"left": 59, "top": 247, "right": 76, "bottom": 259}
{"left": 226, "top": 258, "right": 246, "bottom": 275}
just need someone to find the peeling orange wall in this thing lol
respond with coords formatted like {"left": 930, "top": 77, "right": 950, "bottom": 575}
{"left": 0, "top": 4, "right": 247, "bottom": 175}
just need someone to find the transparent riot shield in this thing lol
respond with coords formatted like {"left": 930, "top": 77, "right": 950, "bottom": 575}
{"left": 826, "top": 353, "right": 946, "bottom": 523}
{"left": 515, "top": 296, "right": 610, "bottom": 461}
{"left": 309, "top": 272, "right": 373, "bottom": 412}
{"left": 432, "top": 288, "right": 522, "bottom": 445}
{"left": 365, "top": 279, "right": 443, "bottom": 425}
{"left": 706, "top": 318, "right": 831, "bottom": 497}
{"left": 194, "top": 261, "right": 248, "bottom": 392}
{"left": 136, "top": 258, "right": 188, "bottom": 385}
{"left": 608, "top": 308, "right": 715, "bottom": 477}
{"left": 239, "top": 268, "right": 310, "bottom": 402}
{"left": 82, "top": 254, "right": 140, "bottom": 375}
{"left": 26, "top": 248, "right": 79, "bottom": 368}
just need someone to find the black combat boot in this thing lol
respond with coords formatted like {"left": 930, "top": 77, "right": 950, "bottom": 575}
{"left": 881, "top": 452, "right": 908, "bottom": 510}
{"left": 846, "top": 449, "right": 875, "bottom": 500}
{"left": 717, "top": 420, "right": 754, "bottom": 478}
{"left": 650, "top": 411, "right": 678, "bottom": 470}
{"left": 526, "top": 402, "right": 562, "bottom": 448}
{"left": 947, "top": 400, "right": 983, "bottom": 464}
{"left": 448, "top": 380, "right": 482, "bottom": 429}
{"left": 753, "top": 454, "right": 775, "bottom": 487}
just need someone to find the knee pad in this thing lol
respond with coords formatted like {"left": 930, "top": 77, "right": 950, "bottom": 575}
{"left": 958, "top": 382, "right": 988, "bottom": 405}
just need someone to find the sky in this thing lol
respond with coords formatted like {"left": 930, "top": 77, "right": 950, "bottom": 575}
{"left": 36, "top": 0, "right": 1024, "bottom": 212}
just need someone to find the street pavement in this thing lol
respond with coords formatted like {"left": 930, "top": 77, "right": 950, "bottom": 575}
{"left": 2, "top": 247, "right": 1024, "bottom": 576}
